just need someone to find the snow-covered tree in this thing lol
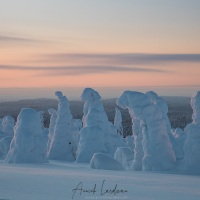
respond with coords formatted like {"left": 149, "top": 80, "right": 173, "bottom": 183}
{"left": 77, "top": 88, "right": 126, "bottom": 163}
{"left": 131, "top": 116, "right": 143, "bottom": 170}
{"left": 39, "top": 111, "right": 49, "bottom": 141}
{"left": 125, "top": 135, "right": 134, "bottom": 151}
{"left": 46, "top": 108, "right": 57, "bottom": 154}
{"left": 171, "top": 128, "right": 186, "bottom": 160}
{"left": 5, "top": 108, "right": 46, "bottom": 163}
{"left": 81, "top": 88, "right": 102, "bottom": 127}
{"left": 117, "top": 91, "right": 176, "bottom": 171}
{"left": 76, "top": 88, "right": 109, "bottom": 163}
{"left": 0, "top": 118, "right": 6, "bottom": 140}
{"left": 116, "top": 91, "right": 144, "bottom": 170}
{"left": 184, "top": 91, "right": 200, "bottom": 171}
{"left": 108, "top": 122, "right": 126, "bottom": 156}
{"left": 0, "top": 118, "right": 3, "bottom": 131}
{"left": 47, "top": 91, "right": 75, "bottom": 161}
{"left": 114, "top": 147, "right": 134, "bottom": 170}
{"left": 114, "top": 108, "right": 123, "bottom": 136}
{"left": 0, "top": 117, "right": 14, "bottom": 158}
{"left": 2, "top": 115, "right": 15, "bottom": 136}
{"left": 0, "top": 136, "right": 12, "bottom": 159}
{"left": 146, "top": 91, "right": 181, "bottom": 160}
{"left": 73, "top": 119, "right": 82, "bottom": 131}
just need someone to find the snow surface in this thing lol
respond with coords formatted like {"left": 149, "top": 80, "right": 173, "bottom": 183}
{"left": 0, "top": 160, "right": 200, "bottom": 200}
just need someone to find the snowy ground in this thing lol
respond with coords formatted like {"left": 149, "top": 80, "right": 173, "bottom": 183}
{"left": 0, "top": 160, "right": 200, "bottom": 200}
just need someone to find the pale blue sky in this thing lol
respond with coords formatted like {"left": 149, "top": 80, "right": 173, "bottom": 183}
{"left": 1, "top": 0, "right": 199, "bottom": 53}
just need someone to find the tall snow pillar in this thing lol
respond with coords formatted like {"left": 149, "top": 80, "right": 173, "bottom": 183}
{"left": 47, "top": 91, "right": 74, "bottom": 161}
{"left": 76, "top": 88, "right": 110, "bottom": 163}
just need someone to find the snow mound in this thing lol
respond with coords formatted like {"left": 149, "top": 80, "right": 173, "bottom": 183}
{"left": 114, "top": 147, "right": 134, "bottom": 170}
{"left": 90, "top": 153, "right": 124, "bottom": 170}
{"left": 5, "top": 108, "right": 46, "bottom": 163}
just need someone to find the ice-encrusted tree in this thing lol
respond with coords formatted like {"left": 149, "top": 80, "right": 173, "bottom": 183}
{"left": 117, "top": 91, "right": 176, "bottom": 171}
{"left": 114, "top": 147, "right": 134, "bottom": 170}
{"left": 146, "top": 91, "right": 180, "bottom": 160}
{"left": 116, "top": 91, "right": 143, "bottom": 170}
{"left": 71, "top": 119, "right": 82, "bottom": 158}
{"left": 131, "top": 117, "right": 143, "bottom": 170}
{"left": 0, "top": 118, "right": 3, "bottom": 131}
{"left": 38, "top": 111, "right": 49, "bottom": 155}
{"left": 47, "top": 91, "right": 75, "bottom": 161}
{"left": 108, "top": 122, "right": 126, "bottom": 156}
{"left": 0, "top": 118, "right": 6, "bottom": 140}
{"left": 172, "top": 128, "right": 186, "bottom": 160}
{"left": 0, "top": 136, "right": 13, "bottom": 159}
{"left": 125, "top": 135, "right": 134, "bottom": 151}
{"left": 76, "top": 88, "right": 107, "bottom": 162}
{"left": 81, "top": 88, "right": 103, "bottom": 127}
{"left": 5, "top": 108, "right": 46, "bottom": 163}
{"left": 114, "top": 108, "right": 123, "bottom": 136}
{"left": 184, "top": 91, "right": 200, "bottom": 171}
{"left": 76, "top": 88, "right": 112, "bottom": 163}
{"left": 0, "top": 116, "right": 14, "bottom": 158}
{"left": 46, "top": 108, "right": 57, "bottom": 154}
{"left": 2, "top": 115, "right": 15, "bottom": 136}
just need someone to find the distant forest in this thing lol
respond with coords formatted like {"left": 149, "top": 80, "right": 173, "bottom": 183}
{"left": 0, "top": 96, "right": 192, "bottom": 137}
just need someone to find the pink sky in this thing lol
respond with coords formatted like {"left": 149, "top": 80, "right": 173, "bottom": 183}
{"left": 0, "top": 1, "right": 200, "bottom": 99}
